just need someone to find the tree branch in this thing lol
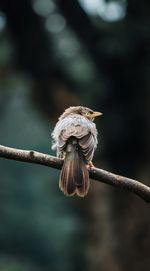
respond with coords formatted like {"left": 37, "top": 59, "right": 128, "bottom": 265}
{"left": 0, "top": 144, "right": 150, "bottom": 202}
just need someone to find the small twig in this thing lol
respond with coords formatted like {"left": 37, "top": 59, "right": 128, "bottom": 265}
{"left": 0, "top": 144, "right": 150, "bottom": 202}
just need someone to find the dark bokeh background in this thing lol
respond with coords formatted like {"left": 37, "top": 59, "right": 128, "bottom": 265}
{"left": 0, "top": 0, "right": 149, "bottom": 270}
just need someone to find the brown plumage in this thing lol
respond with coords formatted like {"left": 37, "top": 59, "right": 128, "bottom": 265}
{"left": 51, "top": 106, "right": 102, "bottom": 197}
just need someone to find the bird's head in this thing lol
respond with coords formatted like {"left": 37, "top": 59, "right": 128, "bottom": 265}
{"left": 80, "top": 107, "right": 103, "bottom": 121}
{"left": 59, "top": 106, "right": 103, "bottom": 121}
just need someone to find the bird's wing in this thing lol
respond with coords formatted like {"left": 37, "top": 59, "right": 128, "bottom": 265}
{"left": 52, "top": 114, "right": 98, "bottom": 161}
{"left": 58, "top": 120, "right": 89, "bottom": 149}
{"left": 79, "top": 133, "right": 96, "bottom": 161}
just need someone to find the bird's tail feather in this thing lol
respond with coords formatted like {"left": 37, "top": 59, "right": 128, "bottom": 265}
{"left": 59, "top": 138, "right": 89, "bottom": 197}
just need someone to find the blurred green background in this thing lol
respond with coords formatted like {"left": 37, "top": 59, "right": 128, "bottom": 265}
{"left": 0, "top": 0, "right": 150, "bottom": 270}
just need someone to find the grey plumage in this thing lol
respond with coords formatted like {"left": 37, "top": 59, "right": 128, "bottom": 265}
{"left": 51, "top": 106, "right": 102, "bottom": 197}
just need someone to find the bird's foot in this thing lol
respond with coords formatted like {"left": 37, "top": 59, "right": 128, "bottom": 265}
{"left": 58, "top": 152, "right": 66, "bottom": 159}
{"left": 86, "top": 161, "right": 95, "bottom": 169}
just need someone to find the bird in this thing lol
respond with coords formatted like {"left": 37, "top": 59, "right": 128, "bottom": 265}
{"left": 51, "top": 106, "right": 102, "bottom": 197}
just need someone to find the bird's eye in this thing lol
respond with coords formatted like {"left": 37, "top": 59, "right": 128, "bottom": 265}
{"left": 86, "top": 111, "right": 93, "bottom": 116}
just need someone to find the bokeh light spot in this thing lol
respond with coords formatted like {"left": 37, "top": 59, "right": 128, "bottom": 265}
{"left": 45, "top": 14, "right": 66, "bottom": 33}
{"left": 32, "top": 0, "right": 55, "bottom": 17}
{"left": 0, "top": 12, "right": 7, "bottom": 31}
{"left": 79, "top": 0, "right": 126, "bottom": 22}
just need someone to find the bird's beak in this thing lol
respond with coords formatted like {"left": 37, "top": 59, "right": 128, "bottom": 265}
{"left": 91, "top": 111, "right": 103, "bottom": 118}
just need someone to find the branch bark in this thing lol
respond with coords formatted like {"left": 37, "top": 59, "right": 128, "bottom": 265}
{"left": 0, "top": 144, "right": 150, "bottom": 202}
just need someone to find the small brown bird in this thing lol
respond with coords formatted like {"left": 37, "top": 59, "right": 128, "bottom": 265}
{"left": 51, "top": 106, "right": 102, "bottom": 197}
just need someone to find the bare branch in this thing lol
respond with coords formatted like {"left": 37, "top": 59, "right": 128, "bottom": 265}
{"left": 0, "top": 144, "right": 150, "bottom": 202}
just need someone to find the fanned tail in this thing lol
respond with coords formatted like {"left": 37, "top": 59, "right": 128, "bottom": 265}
{"left": 59, "top": 138, "right": 89, "bottom": 197}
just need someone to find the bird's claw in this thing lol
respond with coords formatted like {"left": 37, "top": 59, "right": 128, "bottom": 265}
{"left": 58, "top": 152, "right": 66, "bottom": 159}
{"left": 86, "top": 161, "right": 94, "bottom": 169}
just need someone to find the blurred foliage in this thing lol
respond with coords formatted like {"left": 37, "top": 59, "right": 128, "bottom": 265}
{"left": 0, "top": 71, "right": 79, "bottom": 271}
{"left": 0, "top": 0, "right": 150, "bottom": 271}
{"left": 0, "top": 254, "right": 36, "bottom": 271}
